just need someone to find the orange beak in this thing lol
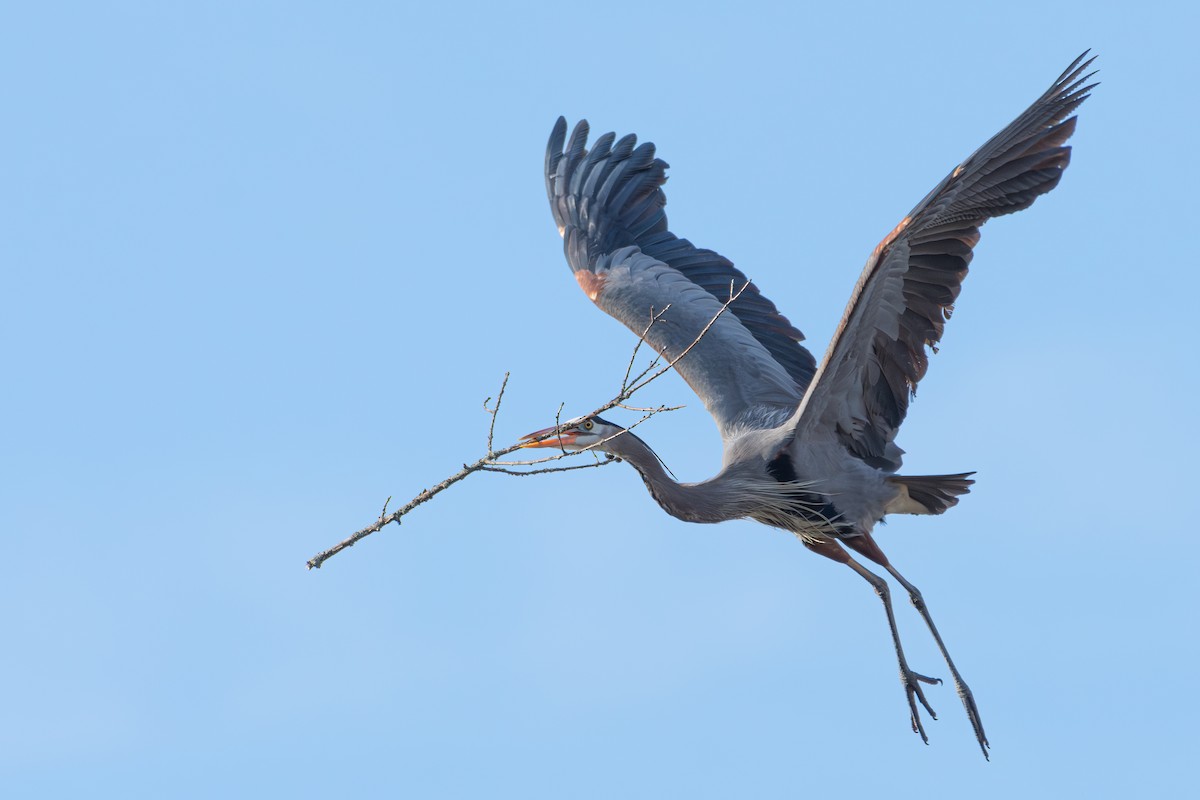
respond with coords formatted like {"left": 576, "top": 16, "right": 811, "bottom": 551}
{"left": 519, "top": 425, "right": 578, "bottom": 449}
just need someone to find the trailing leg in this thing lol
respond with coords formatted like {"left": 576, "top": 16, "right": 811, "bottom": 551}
{"left": 803, "top": 539, "right": 940, "bottom": 744}
{"left": 885, "top": 562, "right": 989, "bottom": 759}
{"left": 842, "top": 532, "right": 989, "bottom": 759}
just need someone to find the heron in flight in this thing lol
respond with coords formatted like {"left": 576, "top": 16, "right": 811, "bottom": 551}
{"left": 523, "top": 53, "right": 1096, "bottom": 757}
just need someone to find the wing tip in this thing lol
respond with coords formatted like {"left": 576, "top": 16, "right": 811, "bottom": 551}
{"left": 1054, "top": 51, "right": 1100, "bottom": 102}
{"left": 546, "top": 117, "right": 568, "bottom": 169}
{"left": 1058, "top": 49, "right": 1098, "bottom": 84}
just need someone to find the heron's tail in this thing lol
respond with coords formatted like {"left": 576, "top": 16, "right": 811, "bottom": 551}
{"left": 886, "top": 473, "right": 976, "bottom": 515}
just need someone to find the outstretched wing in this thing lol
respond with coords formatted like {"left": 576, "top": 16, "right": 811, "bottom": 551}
{"left": 545, "top": 118, "right": 817, "bottom": 436}
{"left": 793, "top": 52, "right": 1097, "bottom": 472}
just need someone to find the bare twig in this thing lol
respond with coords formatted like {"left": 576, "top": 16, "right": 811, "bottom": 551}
{"left": 306, "top": 281, "right": 751, "bottom": 570}
{"left": 482, "top": 372, "right": 509, "bottom": 454}
{"left": 616, "top": 402, "right": 685, "bottom": 413}
{"left": 479, "top": 455, "right": 616, "bottom": 477}
{"left": 305, "top": 436, "right": 533, "bottom": 570}
{"left": 619, "top": 280, "right": 749, "bottom": 402}
{"left": 620, "top": 304, "right": 671, "bottom": 393}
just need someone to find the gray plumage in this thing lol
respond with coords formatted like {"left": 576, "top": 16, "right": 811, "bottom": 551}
{"left": 529, "top": 52, "right": 1097, "bottom": 758}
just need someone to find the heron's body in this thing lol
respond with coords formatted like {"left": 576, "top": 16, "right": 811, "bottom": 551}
{"left": 525, "top": 53, "right": 1097, "bottom": 758}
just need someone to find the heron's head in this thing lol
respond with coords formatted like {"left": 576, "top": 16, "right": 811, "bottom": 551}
{"left": 519, "top": 415, "right": 626, "bottom": 453}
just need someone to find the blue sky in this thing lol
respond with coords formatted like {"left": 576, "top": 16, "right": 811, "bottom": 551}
{"left": 4, "top": 1, "right": 1197, "bottom": 797}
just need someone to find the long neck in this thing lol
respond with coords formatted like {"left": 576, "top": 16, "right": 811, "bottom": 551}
{"left": 608, "top": 432, "right": 751, "bottom": 524}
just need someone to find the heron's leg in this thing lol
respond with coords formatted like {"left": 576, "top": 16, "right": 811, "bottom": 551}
{"left": 843, "top": 556, "right": 943, "bottom": 744}
{"left": 883, "top": 562, "right": 990, "bottom": 759}
{"left": 802, "top": 539, "right": 939, "bottom": 744}
{"left": 841, "top": 532, "right": 989, "bottom": 758}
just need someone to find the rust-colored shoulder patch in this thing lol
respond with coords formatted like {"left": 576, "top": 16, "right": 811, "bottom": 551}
{"left": 575, "top": 270, "right": 606, "bottom": 302}
{"left": 871, "top": 215, "right": 912, "bottom": 260}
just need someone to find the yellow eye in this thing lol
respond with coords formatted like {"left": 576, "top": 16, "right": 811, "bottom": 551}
{"left": 582, "top": 420, "right": 594, "bottom": 431}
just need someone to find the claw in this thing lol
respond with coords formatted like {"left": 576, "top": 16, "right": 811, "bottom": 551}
{"left": 902, "top": 668, "right": 940, "bottom": 743}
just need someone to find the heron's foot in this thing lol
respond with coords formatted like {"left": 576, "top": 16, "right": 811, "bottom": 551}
{"left": 954, "top": 680, "right": 990, "bottom": 760}
{"left": 902, "top": 669, "right": 942, "bottom": 743}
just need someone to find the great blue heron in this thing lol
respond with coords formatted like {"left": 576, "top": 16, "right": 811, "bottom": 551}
{"left": 523, "top": 53, "right": 1096, "bottom": 757}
